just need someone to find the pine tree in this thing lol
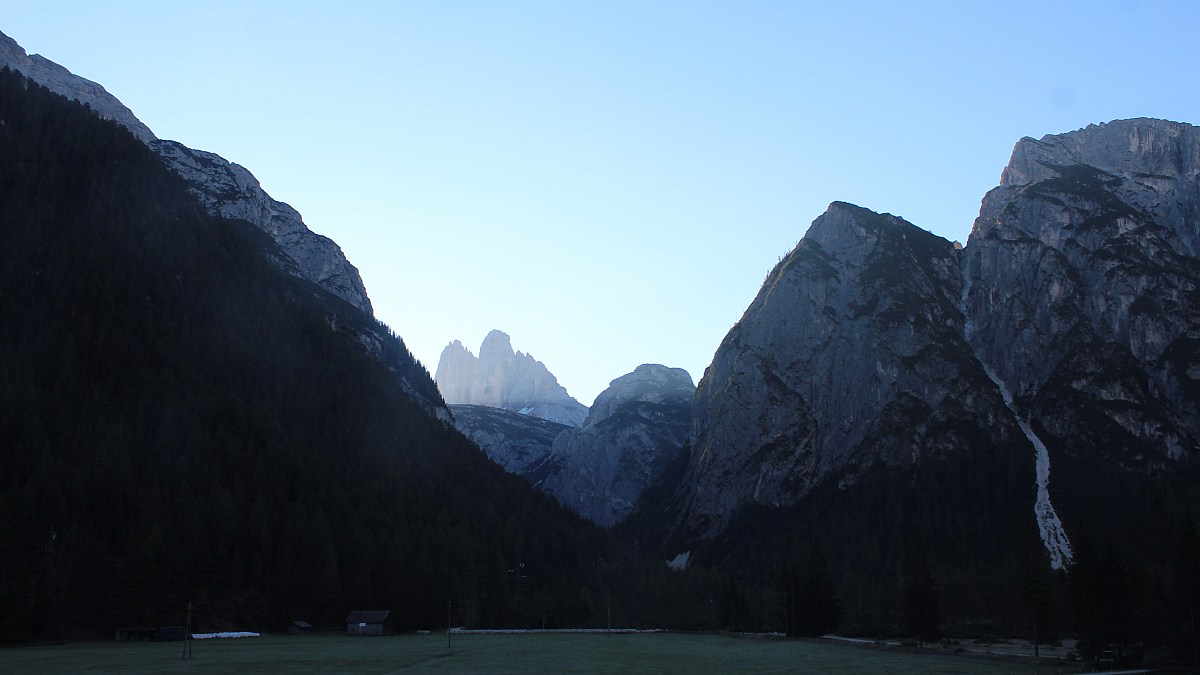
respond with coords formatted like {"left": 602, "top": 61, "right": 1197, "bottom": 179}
{"left": 900, "top": 541, "right": 940, "bottom": 645}
{"left": 1018, "top": 536, "right": 1056, "bottom": 658}
{"left": 793, "top": 546, "right": 841, "bottom": 637}
{"left": 1170, "top": 522, "right": 1200, "bottom": 666}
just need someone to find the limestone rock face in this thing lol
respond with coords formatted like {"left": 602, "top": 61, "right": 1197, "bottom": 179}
{"left": 963, "top": 118, "right": 1200, "bottom": 469}
{"left": 449, "top": 363, "right": 694, "bottom": 527}
{"left": 540, "top": 364, "right": 695, "bottom": 527}
{"left": 671, "top": 203, "right": 1021, "bottom": 540}
{"left": 0, "top": 30, "right": 155, "bottom": 141}
{"left": 667, "top": 119, "right": 1200, "bottom": 560}
{"left": 435, "top": 330, "right": 588, "bottom": 427}
{"left": 151, "top": 140, "right": 371, "bottom": 313}
{"left": 0, "top": 29, "right": 372, "bottom": 314}
{"left": 449, "top": 404, "right": 569, "bottom": 482}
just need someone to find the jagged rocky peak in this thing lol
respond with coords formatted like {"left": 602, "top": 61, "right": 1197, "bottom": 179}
{"left": 0, "top": 29, "right": 155, "bottom": 141}
{"left": 984, "top": 118, "right": 1200, "bottom": 260}
{"left": 150, "top": 140, "right": 373, "bottom": 314}
{"left": 964, "top": 118, "right": 1200, "bottom": 466}
{"left": 435, "top": 330, "right": 589, "bottom": 427}
{"left": 1001, "top": 118, "right": 1200, "bottom": 189}
{"left": 0, "top": 29, "right": 372, "bottom": 314}
{"left": 670, "top": 200, "right": 1020, "bottom": 540}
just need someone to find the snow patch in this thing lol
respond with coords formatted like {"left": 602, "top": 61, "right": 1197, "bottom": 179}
{"left": 961, "top": 280, "right": 1073, "bottom": 570}
{"left": 980, "top": 362, "right": 1074, "bottom": 570}
{"left": 451, "top": 628, "right": 660, "bottom": 634}
{"left": 191, "top": 632, "right": 260, "bottom": 639}
{"left": 667, "top": 551, "right": 690, "bottom": 570}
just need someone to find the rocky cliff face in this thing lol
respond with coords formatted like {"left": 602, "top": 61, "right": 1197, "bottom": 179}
{"left": 436, "top": 330, "right": 589, "bottom": 427}
{"left": 0, "top": 29, "right": 372, "bottom": 314}
{"left": 965, "top": 119, "right": 1200, "bottom": 449}
{"left": 962, "top": 119, "right": 1200, "bottom": 557}
{"left": 449, "top": 404, "right": 569, "bottom": 482}
{"left": 667, "top": 119, "right": 1200, "bottom": 567}
{"left": 0, "top": 31, "right": 154, "bottom": 142}
{"left": 151, "top": 140, "right": 372, "bottom": 313}
{"left": 540, "top": 364, "right": 694, "bottom": 527}
{"left": 671, "top": 203, "right": 1025, "bottom": 541}
{"left": 0, "top": 29, "right": 452, "bottom": 422}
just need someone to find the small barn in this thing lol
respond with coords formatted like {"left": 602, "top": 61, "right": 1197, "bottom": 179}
{"left": 288, "top": 620, "right": 313, "bottom": 635}
{"left": 153, "top": 626, "right": 188, "bottom": 642}
{"left": 115, "top": 626, "right": 157, "bottom": 641}
{"left": 345, "top": 610, "right": 389, "bottom": 636}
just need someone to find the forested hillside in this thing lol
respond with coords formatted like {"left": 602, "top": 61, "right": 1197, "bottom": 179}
{"left": 0, "top": 67, "right": 624, "bottom": 639}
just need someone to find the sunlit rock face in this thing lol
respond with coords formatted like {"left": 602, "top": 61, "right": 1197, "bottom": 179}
{"left": 435, "top": 330, "right": 589, "bottom": 427}
{"left": 0, "top": 30, "right": 155, "bottom": 141}
{"left": 540, "top": 364, "right": 694, "bottom": 527}
{"left": 150, "top": 141, "right": 372, "bottom": 313}
{"left": 0, "top": 29, "right": 373, "bottom": 314}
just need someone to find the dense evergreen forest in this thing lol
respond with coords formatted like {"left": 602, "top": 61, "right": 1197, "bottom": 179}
{"left": 0, "top": 67, "right": 726, "bottom": 640}
{"left": 623, "top": 437, "right": 1200, "bottom": 665}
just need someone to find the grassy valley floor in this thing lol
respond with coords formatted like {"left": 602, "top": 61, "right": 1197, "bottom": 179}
{"left": 0, "top": 632, "right": 1079, "bottom": 674}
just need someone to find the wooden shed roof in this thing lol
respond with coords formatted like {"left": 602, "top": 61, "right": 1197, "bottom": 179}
{"left": 345, "top": 610, "right": 389, "bottom": 624}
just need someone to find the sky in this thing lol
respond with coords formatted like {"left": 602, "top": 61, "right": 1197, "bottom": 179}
{"left": 5, "top": 2, "right": 1199, "bottom": 406}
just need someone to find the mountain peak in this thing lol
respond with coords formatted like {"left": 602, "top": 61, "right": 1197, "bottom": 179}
{"left": 481, "top": 329, "right": 514, "bottom": 355}
{"left": 0, "top": 29, "right": 374, "bottom": 314}
{"left": 1000, "top": 118, "right": 1200, "bottom": 188}
{"left": 0, "top": 29, "right": 156, "bottom": 141}
{"left": 435, "top": 331, "right": 588, "bottom": 427}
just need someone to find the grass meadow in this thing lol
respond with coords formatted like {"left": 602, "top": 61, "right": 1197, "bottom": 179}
{"left": 0, "top": 632, "right": 1076, "bottom": 674}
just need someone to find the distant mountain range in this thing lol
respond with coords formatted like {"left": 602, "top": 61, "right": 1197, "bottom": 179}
{"left": 437, "top": 333, "right": 693, "bottom": 527}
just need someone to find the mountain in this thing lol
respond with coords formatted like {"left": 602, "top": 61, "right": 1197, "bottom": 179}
{"left": 667, "top": 202, "right": 1030, "bottom": 544}
{"left": 0, "top": 59, "right": 626, "bottom": 639}
{"left": 633, "top": 118, "right": 1200, "bottom": 640}
{"left": 0, "top": 29, "right": 452, "bottom": 420}
{"left": 0, "top": 29, "right": 372, "bottom": 315}
{"left": 435, "top": 330, "right": 589, "bottom": 427}
{"left": 451, "top": 364, "right": 694, "bottom": 527}
{"left": 961, "top": 118, "right": 1200, "bottom": 558}
{"left": 540, "top": 364, "right": 694, "bottom": 527}
{"left": 449, "top": 403, "right": 571, "bottom": 482}
{"left": 0, "top": 30, "right": 153, "bottom": 141}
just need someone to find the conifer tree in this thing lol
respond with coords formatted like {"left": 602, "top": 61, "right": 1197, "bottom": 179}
{"left": 900, "top": 541, "right": 940, "bottom": 645}
{"left": 794, "top": 546, "right": 840, "bottom": 637}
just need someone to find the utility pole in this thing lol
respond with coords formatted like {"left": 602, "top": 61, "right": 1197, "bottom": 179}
{"left": 447, "top": 601, "right": 452, "bottom": 649}
{"left": 606, "top": 593, "right": 612, "bottom": 637}
{"left": 182, "top": 601, "right": 193, "bottom": 659}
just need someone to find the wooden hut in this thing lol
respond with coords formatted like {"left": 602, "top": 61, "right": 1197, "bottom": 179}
{"left": 115, "top": 626, "right": 157, "bottom": 641}
{"left": 345, "top": 610, "right": 389, "bottom": 636}
{"left": 288, "top": 620, "right": 313, "bottom": 635}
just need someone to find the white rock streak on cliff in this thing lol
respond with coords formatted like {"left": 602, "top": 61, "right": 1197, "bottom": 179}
{"left": 962, "top": 279, "right": 1073, "bottom": 570}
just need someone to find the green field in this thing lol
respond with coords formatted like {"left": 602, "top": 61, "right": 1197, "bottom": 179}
{"left": 0, "top": 633, "right": 1076, "bottom": 674}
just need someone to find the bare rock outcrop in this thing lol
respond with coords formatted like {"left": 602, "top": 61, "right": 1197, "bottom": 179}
{"left": 435, "top": 330, "right": 588, "bottom": 427}
{"left": 0, "top": 29, "right": 372, "bottom": 314}
{"left": 540, "top": 364, "right": 694, "bottom": 527}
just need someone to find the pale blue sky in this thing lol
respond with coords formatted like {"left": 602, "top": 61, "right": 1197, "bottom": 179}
{"left": 7, "top": 2, "right": 1198, "bottom": 405}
